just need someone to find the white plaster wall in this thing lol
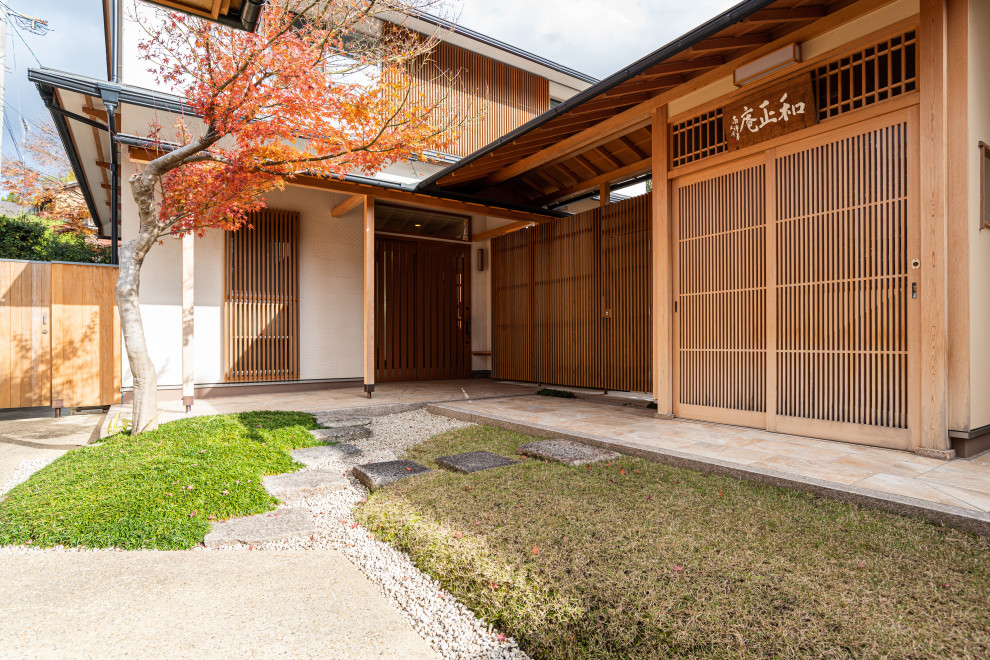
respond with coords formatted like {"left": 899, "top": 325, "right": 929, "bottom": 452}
{"left": 968, "top": 0, "right": 990, "bottom": 428}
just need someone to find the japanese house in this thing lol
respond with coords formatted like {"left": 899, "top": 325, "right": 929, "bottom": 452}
{"left": 29, "top": 0, "right": 990, "bottom": 459}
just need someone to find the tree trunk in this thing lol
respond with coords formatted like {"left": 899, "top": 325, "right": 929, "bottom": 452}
{"left": 116, "top": 171, "right": 168, "bottom": 434}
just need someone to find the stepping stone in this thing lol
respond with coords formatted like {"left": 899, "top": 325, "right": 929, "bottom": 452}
{"left": 352, "top": 460, "right": 430, "bottom": 492}
{"left": 291, "top": 444, "right": 363, "bottom": 466}
{"left": 518, "top": 439, "right": 619, "bottom": 466}
{"left": 263, "top": 469, "right": 348, "bottom": 500}
{"left": 310, "top": 426, "right": 372, "bottom": 443}
{"left": 435, "top": 451, "right": 519, "bottom": 474}
{"left": 204, "top": 507, "right": 314, "bottom": 548}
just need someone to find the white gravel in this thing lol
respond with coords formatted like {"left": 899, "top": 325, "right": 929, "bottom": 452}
{"left": 0, "top": 409, "right": 530, "bottom": 660}
{"left": 204, "top": 409, "right": 529, "bottom": 660}
{"left": 0, "top": 456, "right": 60, "bottom": 498}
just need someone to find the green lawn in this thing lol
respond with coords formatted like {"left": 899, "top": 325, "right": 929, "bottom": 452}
{"left": 357, "top": 425, "right": 990, "bottom": 659}
{"left": 0, "top": 411, "right": 319, "bottom": 550}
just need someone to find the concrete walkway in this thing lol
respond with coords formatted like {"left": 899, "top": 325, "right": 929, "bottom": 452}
{"left": 432, "top": 395, "right": 990, "bottom": 536}
{"left": 0, "top": 550, "right": 438, "bottom": 659}
{"left": 0, "top": 411, "right": 103, "bottom": 487}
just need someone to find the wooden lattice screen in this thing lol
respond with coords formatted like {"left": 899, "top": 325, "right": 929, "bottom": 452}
{"left": 492, "top": 194, "right": 652, "bottom": 392}
{"left": 674, "top": 164, "right": 767, "bottom": 424}
{"left": 224, "top": 209, "right": 299, "bottom": 383}
{"left": 775, "top": 122, "right": 909, "bottom": 429}
{"left": 812, "top": 30, "right": 917, "bottom": 121}
{"left": 670, "top": 109, "right": 726, "bottom": 168}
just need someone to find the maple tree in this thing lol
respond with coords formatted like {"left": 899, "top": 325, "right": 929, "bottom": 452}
{"left": 2, "top": 121, "right": 93, "bottom": 232}
{"left": 123, "top": 0, "right": 464, "bottom": 432}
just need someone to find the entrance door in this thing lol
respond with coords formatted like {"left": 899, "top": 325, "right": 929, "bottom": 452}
{"left": 672, "top": 112, "right": 917, "bottom": 449}
{"left": 0, "top": 260, "right": 51, "bottom": 408}
{"left": 375, "top": 236, "right": 471, "bottom": 382}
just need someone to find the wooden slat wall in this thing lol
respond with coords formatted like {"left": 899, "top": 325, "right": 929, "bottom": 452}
{"left": 676, "top": 166, "right": 767, "bottom": 413}
{"left": 0, "top": 260, "right": 51, "bottom": 408}
{"left": 775, "top": 122, "right": 909, "bottom": 428}
{"left": 224, "top": 209, "right": 299, "bottom": 383}
{"left": 375, "top": 236, "right": 471, "bottom": 382}
{"left": 492, "top": 194, "right": 652, "bottom": 392}
{"left": 406, "top": 39, "right": 550, "bottom": 157}
{"left": 50, "top": 263, "right": 121, "bottom": 408}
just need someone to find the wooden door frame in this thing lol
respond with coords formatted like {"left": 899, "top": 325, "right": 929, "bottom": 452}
{"left": 669, "top": 104, "right": 920, "bottom": 449}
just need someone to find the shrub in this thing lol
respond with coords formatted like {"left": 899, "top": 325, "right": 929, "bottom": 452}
{"left": 0, "top": 214, "right": 109, "bottom": 264}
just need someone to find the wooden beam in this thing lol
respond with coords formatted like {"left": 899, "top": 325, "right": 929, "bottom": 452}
{"left": 472, "top": 220, "right": 537, "bottom": 242}
{"left": 745, "top": 7, "right": 827, "bottom": 23}
{"left": 363, "top": 196, "right": 375, "bottom": 396}
{"left": 640, "top": 57, "right": 726, "bottom": 78}
{"left": 128, "top": 147, "right": 553, "bottom": 224}
{"left": 651, "top": 106, "right": 672, "bottom": 416}
{"left": 919, "top": 0, "right": 949, "bottom": 451}
{"left": 331, "top": 194, "right": 364, "bottom": 218}
{"left": 691, "top": 34, "right": 772, "bottom": 52}
{"left": 534, "top": 157, "right": 651, "bottom": 207}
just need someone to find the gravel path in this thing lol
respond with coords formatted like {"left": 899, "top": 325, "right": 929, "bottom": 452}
{"left": 1, "top": 410, "right": 530, "bottom": 659}
{"left": 0, "top": 456, "right": 59, "bottom": 498}
{"left": 203, "top": 409, "right": 530, "bottom": 660}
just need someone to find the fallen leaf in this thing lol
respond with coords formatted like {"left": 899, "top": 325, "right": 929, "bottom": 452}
{"left": 496, "top": 633, "right": 507, "bottom": 642}
{"left": 221, "top": 489, "right": 229, "bottom": 495}
{"left": 646, "top": 494, "right": 653, "bottom": 501}
{"left": 585, "top": 464, "right": 591, "bottom": 469}
{"left": 673, "top": 565, "right": 684, "bottom": 573}
{"left": 532, "top": 546, "right": 539, "bottom": 555}
{"left": 474, "top": 520, "right": 482, "bottom": 525}
{"left": 351, "top": 522, "right": 359, "bottom": 529}
{"left": 620, "top": 468, "right": 626, "bottom": 475}
{"left": 165, "top": 492, "right": 173, "bottom": 497}
{"left": 406, "top": 467, "right": 412, "bottom": 471}
{"left": 609, "top": 478, "right": 616, "bottom": 483}
{"left": 454, "top": 532, "right": 463, "bottom": 539}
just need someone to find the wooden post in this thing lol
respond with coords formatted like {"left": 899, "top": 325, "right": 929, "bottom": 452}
{"left": 600, "top": 182, "right": 610, "bottom": 208}
{"left": 651, "top": 105, "right": 673, "bottom": 418}
{"left": 363, "top": 196, "right": 375, "bottom": 398}
{"left": 918, "top": 0, "right": 951, "bottom": 453}
{"left": 181, "top": 233, "right": 194, "bottom": 412}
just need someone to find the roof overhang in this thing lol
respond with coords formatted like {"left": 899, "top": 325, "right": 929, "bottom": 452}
{"left": 418, "top": 0, "right": 896, "bottom": 208}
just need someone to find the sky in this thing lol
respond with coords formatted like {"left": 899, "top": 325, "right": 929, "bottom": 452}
{"left": 3, "top": 0, "right": 741, "bottom": 162}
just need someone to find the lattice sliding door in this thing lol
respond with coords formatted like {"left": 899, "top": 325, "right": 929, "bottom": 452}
{"left": 673, "top": 163, "right": 767, "bottom": 427}
{"left": 774, "top": 120, "right": 912, "bottom": 446}
{"left": 224, "top": 210, "right": 299, "bottom": 382}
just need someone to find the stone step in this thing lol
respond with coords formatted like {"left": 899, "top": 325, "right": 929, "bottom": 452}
{"left": 291, "top": 444, "right": 363, "bottom": 466}
{"left": 310, "top": 426, "right": 372, "bottom": 443}
{"left": 204, "top": 507, "right": 314, "bottom": 548}
{"left": 321, "top": 418, "right": 372, "bottom": 429}
{"left": 435, "top": 451, "right": 519, "bottom": 474}
{"left": 517, "top": 439, "right": 619, "bottom": 466}
{"left": 352, "top": 460, "right": 430, "bottom": 492}
{"left": 263, "top": 469, "right": 348, "bottom": 500}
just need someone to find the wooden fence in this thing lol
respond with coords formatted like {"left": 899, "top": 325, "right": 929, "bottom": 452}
{"left": 1, "top": 259, "right": 120, "bottom": 409}
{"left": 492, "top": 194, "right": 652, "bottom": 392}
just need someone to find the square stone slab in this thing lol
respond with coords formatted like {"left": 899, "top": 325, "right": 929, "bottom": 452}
{"left": 263, "top": 469, "right": 348, "bottom": 500}
{"left": 321, "top": 419, "right": 371, "bottom": 429}
{"left": 518, "top": 439, "right": 619, "bottom": 466}
{"left": 291, "top": 444, "right": 363, "bottom": 466}
{"left": 435, "top": 451, "right": 519, "bottom": 474}
{"left": 352, "top": 460, "right": 430, "bottom": 492}
{"left": 204, "top": 507, "right": 314, "bottom": 548}
{"left": 310, "top": 426, "right": 372, "bottom": 443}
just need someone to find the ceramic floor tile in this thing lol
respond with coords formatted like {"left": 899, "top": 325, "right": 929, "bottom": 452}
{"left": 750, "top": 455, "right": 875, "bottom": 485}
{"left": 829, "top": 454, "right": 938, "bottom": 479}
{"left": 852, "top": 474, "right": 979, "bottom": 510}
{"left": 917, "top": 481, "right": 990, "bottom": 512}
{"left": 747, "top": 439, "right": 851, "bottom": 461}
{"left": 917, "top": 468, "right": 990, "bottom": 496}
{"left": 677, "top": 442, "right": 777, "bottom": 465}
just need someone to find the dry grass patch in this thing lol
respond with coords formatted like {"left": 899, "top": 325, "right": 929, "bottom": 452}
{"left": 356, "top": 425, "right": 990, "bottom": 659}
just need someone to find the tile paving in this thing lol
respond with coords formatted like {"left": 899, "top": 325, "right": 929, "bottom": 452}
{"left": 432, "top": 395, "right": 990, "bottom": 516}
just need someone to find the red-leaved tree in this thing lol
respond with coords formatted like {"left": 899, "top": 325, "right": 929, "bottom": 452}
{"left": 124, "top": 0, "right": 464, "bottom": 432}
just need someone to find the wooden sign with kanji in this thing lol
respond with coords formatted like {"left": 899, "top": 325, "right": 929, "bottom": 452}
{"left": 723, "top": 75, "right": 818, "bottom": 150}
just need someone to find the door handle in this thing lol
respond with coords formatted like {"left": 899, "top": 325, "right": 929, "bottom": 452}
{"left": 42, "top": 312, "right": 48, "bottom": 334}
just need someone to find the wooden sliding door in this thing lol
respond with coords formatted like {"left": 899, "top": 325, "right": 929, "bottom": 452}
{"left": 375, "top": 236, "right": 471, "bottom": 382}
{"left": 673, "top": 159, "right": 767, "bottom": 427}
{"left": 671, "top": 111, "right": 917, "bottom": 448}
{"left": 224, "top": 210, "right": 299, "bottom": 383}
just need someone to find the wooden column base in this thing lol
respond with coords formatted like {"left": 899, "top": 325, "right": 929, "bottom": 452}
{"left": 364, "top": 384, "right": 375, "bottom": 399}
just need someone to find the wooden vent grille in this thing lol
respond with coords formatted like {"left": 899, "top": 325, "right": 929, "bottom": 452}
{"left": 775, "top": 122, "right": 909, "bottom": 428}
{"left": 224, "top": 209, "right": 299, "bottom": 383}
{"left": 670, "top": 109, "right": 726, "bottom": 168}
{"left": 676, "top": 166, "right": 766, "bottom": 413}
{"left": 492, "top": 194, "right": 652, "bottom": 393}
{"left": 812, "top": 31, "right": 917, "bottom": 121}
